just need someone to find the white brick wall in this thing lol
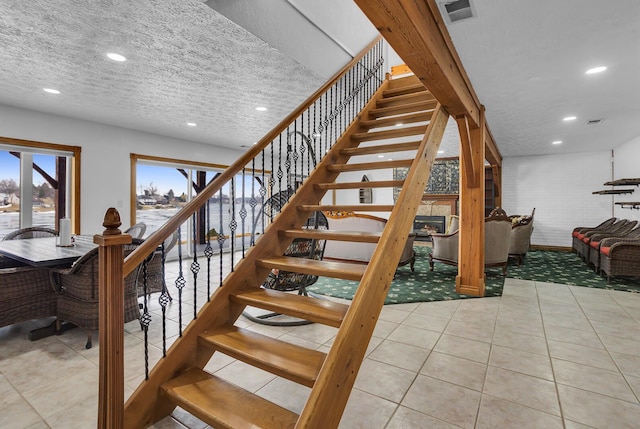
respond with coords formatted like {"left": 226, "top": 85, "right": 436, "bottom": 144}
{"left": 613, "top": 134, "right": 640, "bottom": 222}
{"left": 502, "top": 151, "right": 612, "bottom": 247}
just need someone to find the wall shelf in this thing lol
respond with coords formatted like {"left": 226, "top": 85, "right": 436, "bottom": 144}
{"left": 615, "top": 202, "right": 640, "bottom": 210}
{"left": 604, "top": 178, "right": 640, "bottom": 186}
{"left": 592, "top": 189, "right": 635, "bottom": 195}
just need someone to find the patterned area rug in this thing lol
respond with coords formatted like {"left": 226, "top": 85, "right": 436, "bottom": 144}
{"left": 307, "top": 247, "right": 640, "bottom": 304}
{"left": 308, "top": 246, "right": 505, "bottom": 304}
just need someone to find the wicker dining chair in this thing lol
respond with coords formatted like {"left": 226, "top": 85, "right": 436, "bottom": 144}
{"left": 0, "top": 265, "right": 56, "bottom": 328}
{"left": 50, "top": 239, "right": 144, "bottom": 349}
{"left": 3, "top": 226, "right": 58, "bottom": 240}
{"left": 136, "top": 230, "right": 178, "bottom": 300}
{"left": 124, "top": 222, "right": 147, "bottom": 239}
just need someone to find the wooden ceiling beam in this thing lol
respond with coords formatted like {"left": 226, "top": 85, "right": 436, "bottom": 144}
{"left": 355, "top": 0, "right": 481, "bottom": 126}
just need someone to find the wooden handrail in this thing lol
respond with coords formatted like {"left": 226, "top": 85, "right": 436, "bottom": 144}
{"left": 122, "top": 35, "right": 383, "bottom": 276}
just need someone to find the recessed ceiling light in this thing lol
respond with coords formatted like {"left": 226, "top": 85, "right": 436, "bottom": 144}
{"left": 563, "top": 116, "right": 577, "bottom": 121}
{"left": 437, "top": 150, "right": 444, "bottom": 154}
{"left": 552, "top": 140, "right": 563, "bottom": 145}
{"left": 585, "top": 66, "right": 607, "bottom": 75}
{"left": 43, "top": 88, "right": 60, "bottom": 94}
{"left": 378, "top": 155, "right": 384, "bottom": 158}
{"left": 255, "top": 106, "right": 267, "bottom": 111}
{"left": 106, "top": 52, "right": 127, "bottom": 62}
{"left": 395, "top": 123, "right": 403, "bottom": 127}
{"left": 186, "top": 122, "right": 197, "bottom": 127}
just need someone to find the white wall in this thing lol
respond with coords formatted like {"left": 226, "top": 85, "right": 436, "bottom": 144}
{"left": 502, "top": 151, "right": 612, "bottom": 247}
{"left": 613, "top": 134, "right": 640, "bottom": 222}
{"left": 0, "top": 105, "right": 243, "bottom": 234}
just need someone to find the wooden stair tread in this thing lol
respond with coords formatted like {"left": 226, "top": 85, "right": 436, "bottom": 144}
{"left": 281, "top": 228, "right": 382, "bottom": 243}
{"left": 369, "top": 99, "right": 438, "bottom": 118}
{"left": 160, "top": 367, "right": 299, "bottom": 429}
{"left": 200, "top": 326, "right": 326, "bottom": 387}
{"left": 327, "top": 159, "right": 413, "bottom": 172}
{"left": 359, "top": 111, "right": 433, "bottom": 129}
{"left": 315, "top": 180, "right": 404, "bottom": 190}
{"left": 299, "top": 204, "right": 395, "bottom": 213}
{"left": 376, "top": 91, "right": 434, "bottom": 108}
{"left": 351, "top": 124, "right": 428, "bottom": 142}
{"left": 231, "top": 289, "right": 349, "bottom": 328}
{"left": 383, "top": 83, "right": 427, "bottom": 97}
{"left": 256, "top": 256, "right": 366, "bottom": 281}
{"left": 341, "top": 141, "right": 421, "bottom": 155}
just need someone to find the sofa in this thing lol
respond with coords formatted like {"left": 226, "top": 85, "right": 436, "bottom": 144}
{"left": 322, "top": 211, "right": 415, "bottom": 270}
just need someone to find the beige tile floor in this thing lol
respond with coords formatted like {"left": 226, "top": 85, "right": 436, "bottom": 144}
{"left": 1, "top": 275, "right": 640, "bottom": 428}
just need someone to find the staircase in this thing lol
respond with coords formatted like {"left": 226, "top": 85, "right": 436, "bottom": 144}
{"left": 123, "top": 74, "right": 449, "bottom": 428}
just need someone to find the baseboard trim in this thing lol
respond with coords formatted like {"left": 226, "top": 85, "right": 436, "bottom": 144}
{"left": 531, "top": 245, "right": 572, "bottom": 252}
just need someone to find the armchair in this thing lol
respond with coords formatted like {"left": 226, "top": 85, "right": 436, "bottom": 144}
{"left": 124, "top": 222, "right": 147, "bottom": 239}
{"left": 572, "top": 218, "right": 620, "bottom": 257}
{"left": 599, "top": 236, "right": 640, "bottom": 282}
{"left": 508, "top": 209, "right": 535, "bottom": 266}
{"left": 587, "top": 225, "right": 640, "bottom": 272}
{"left": 577, "top": 220, "right": 636, "bottom": 261}
{"left": 429, "top": 209, "right": 512, "bottom": 275}
{"left": 0, "top": 266, "right": 55, "bottom": 328}
{"left": 51, "top": 239, "right": 143, "bottom": 349}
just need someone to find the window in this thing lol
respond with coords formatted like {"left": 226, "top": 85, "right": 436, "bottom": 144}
{"left": 0, "top": 137, "right": 80, "bottom": 239}
{"left": 131, "top": 154, "right": 267, "bottom": 254}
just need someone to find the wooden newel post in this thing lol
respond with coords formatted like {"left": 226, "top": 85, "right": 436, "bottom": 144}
{"left": 95, "top": 208, "right": 132, "bottom": 429}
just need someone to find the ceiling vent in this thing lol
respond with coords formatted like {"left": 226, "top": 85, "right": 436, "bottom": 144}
{"left": 440, "top": 0, "right": 476, "bottom": 23}
{"left": 586, "top": 119, "right": 605, "bottom": 125}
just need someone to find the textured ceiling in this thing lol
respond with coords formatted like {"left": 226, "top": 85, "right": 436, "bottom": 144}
{"left": 0, "top": 0, "right": 638, "bottom": 159}
{"left": 0, "top": 0, "right": 324, "bottom": 149}
{"left": 442, "top": 0, "right": 640, "bottom": 157}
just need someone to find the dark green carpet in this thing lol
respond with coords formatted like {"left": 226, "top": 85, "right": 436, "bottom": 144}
{"left": 308, "top": 246, "right": 505, "bottom": 304}
{"left": 508, "top": 250, "right": 640, "bottom": 292}
{"left": 307, "top": 247, "right": 640, "bottom": 304}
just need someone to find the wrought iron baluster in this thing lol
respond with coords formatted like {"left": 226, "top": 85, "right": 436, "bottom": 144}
{"left": 158, "top": 239, "right": 170, "bottom": 356}
{"left": 204, "top": 199, "right": 213, "bottom": 300}
{"left": 227, "top": 181, "right": 235, "bottom": 273}
{"left": 190, "top": 212, "right": 200, "bottom": 319}
{"left": 175, "top": 226, "right": 185, "bottom": 336}
{"left": 239, "top": 168, "right": 247, "bottom": 257}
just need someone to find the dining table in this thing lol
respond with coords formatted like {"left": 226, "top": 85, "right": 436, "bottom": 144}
{"left": 0, "top": 235, "right": 98, "bottom": 268}
{"left": 0, "top": 235, "right": 98, "bottom": 340}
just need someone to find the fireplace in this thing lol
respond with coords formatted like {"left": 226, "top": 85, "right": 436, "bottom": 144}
{"left": 413, "top": 215, "right": 446, "bottom": 241}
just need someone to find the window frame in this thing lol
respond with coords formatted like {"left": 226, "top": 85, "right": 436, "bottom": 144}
{"left": 0, "top": 136, "right": 81, "bottom": 234}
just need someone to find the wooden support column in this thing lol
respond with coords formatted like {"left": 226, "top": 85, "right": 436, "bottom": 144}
{"left": 95, "top": 208, "right": 131, "bottom": 429}
{"left": 455, "top": 109, "right": 486, "bottom": 296}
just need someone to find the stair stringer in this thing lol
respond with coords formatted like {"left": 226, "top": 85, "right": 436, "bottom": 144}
{"left": 123, "top": 77, "right": 395, "bottom": 428}
{"left": 295, "top": 104, "right": 450, "bottom": 429}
